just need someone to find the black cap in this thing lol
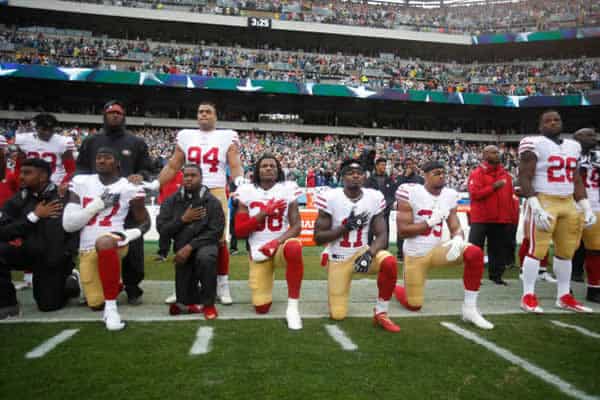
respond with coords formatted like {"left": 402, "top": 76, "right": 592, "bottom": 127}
{"left": 21, "top": 158, "right": 52, "bottom": 178}
{"left": 340, "top": 159, "right": 364, "bottom": 175}
{"left": 422, "top": 161, "right": 445, "bottom": 173}
{"left": 97, "top": 147, "right": 119, "bottom": 159}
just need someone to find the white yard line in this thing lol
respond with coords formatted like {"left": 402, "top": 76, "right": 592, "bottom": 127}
{"left": 189, "top": 327, "right": 214, "bottom": 355}
{"left": 441, "top": 322, "right": 598, "bottom": 400}
{"left": 25, "top": 329, "right": 79, "bottom": 359}
{"left": 550, "top": 320, "right": 600, "bottom": 339}
{"left": 325, "top": 324, "right": 358, "bottom": 351}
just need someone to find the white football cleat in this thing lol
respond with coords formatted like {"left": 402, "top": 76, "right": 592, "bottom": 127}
{"left": 556, "top": 294, "right": 593, "bottom": 313}
{"left": 217, "top": 280, "right": 233, "bottom": 305}
{"left": 539, "top": 271, "right": 557, "bottom": 283}
{"left": 286, "top": 300, "right": 302, "bottom": 330}
{"left": 462, "top": 304, "right": 494, "bottom": 330}
{"left": 164, "top": 293, "right": 177, "bottom": 305}
{"left": 103, "top": 308, "right": 126, "bottom": 331}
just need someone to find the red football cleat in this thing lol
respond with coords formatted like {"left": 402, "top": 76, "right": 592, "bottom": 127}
{"left": 187, "top": 304, "right": 204, "bottom": 314}
{"left": 521, "top": 293, "right": 544, "bottom": 314}
{"left": 373, "top": 311, "right": 401, "bottom": 333}
{"left": 169, "top": 303, "right": 203, "bottom": 316}
{"left": 556, "top": 294, "right": 592, "bottom": 313}
{"left": 203, "top": 305, "right": 218, "bottom": 320}
{"left": 394, "top": 285, "right": 421, "bottom": 312}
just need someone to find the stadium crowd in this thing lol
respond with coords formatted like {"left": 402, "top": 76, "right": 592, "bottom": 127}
{"left": 2, "top": 28, "right": 599, "bottom": 96}
{"left": 65, "top": 0, "right": 600, "bottom": 35}
{"left": 0, "top": 120, "right": 518, "bottom": 191}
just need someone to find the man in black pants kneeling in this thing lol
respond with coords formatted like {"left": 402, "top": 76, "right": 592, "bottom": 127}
{"left": 157, "top": 164, "right": 224, "bottom": 320}
{"left": 0, "top": 159, "right": 79, "bottom": 318}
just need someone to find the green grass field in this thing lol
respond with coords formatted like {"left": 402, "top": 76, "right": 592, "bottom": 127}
{"left": 1, "top": 314, "right": 599, "bottom": 400}
{"left": 142, "top": 240, "right": 525, "bottom": 281}
{"left": 6, "top": 240, "right": 593, "bottom": 400}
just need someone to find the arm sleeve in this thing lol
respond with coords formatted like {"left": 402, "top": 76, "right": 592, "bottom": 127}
{"left": 189, "top": 197, "right": 225, "bottom": 250}
{"left": 61, "top": 158, "right": 76, "bottom": 184}
{"left": 234, "top": 212, "right": 259, "bottom": 238}
{"left": 156, "top": 196, "right": 185, "bottom": 240}
{"left": 62, "top": 199, "right": 104, "bottom": 232}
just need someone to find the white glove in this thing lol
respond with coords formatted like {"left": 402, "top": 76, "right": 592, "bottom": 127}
{"left": 234, "top": 176, "right": 250, "bottom": 187}
{"left": 110, "top": 228, "right": 142, "bottom": 245}
{"left": 578, "top": 199, "right": 597, "bottom": 228}
{"left": 86, "top": 197, "right": 107, "bottom": 215}
{"left": 527, "top": 196, "right": 554, "bottom": 232}
{"left": 142, "top": 180, "right": 160, "bottom": 191}
{"left": 442, "top": 235, "right": 465, "bottom": 262}
{"left": 426, "top": 207, "right": 449, "bottom": 228}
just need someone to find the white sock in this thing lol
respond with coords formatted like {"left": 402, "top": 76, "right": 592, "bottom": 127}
{"left": 375, "top": 298, "right": 389, "bottom": 314}
{"left": 522, "top": 256, "right": 540, "bottom": 295}
{"left": 105, "top": 300, "right": 117, "bottom": 312}
{"left": 464, "top": 290, "right": 479, "bottom": 307}
{"left": 287, "top": 298, "right": 299, "bottom": 310}
{"left": 553, "top": 257, "right": 572, "bottom": 299}
{"left": 217, "top": 275, "right": 228, "bottom": 285}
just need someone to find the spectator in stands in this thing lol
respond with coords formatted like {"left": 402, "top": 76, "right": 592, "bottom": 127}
{"left": 467, "top": 145, "right": 517, "bottom": 285}
{"left": 365, "top": 157, "right": 395, "bottom": 249}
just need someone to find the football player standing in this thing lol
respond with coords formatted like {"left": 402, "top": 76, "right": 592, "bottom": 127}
{"left": 518, "top": 110, "right": 595, "bottom": 313}
{"left": 573, "top": 128, "right": 600, "bottom": 303}
{"left": 158, "top": 102, "right": 243, "bottom": 305}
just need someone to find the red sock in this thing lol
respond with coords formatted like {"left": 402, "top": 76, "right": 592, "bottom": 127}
{"left": 255, "top": 303, "right": 271, "bottom": 314}
{"left": 377, "top": 256, "right": 397, "bottom": 300}
{"left": 541, "top": 252, "right": 549, "bottom": 267}
{"left": 97, "top": 248, "right": 121, "bottom": 300}
{"left": 518, "top": 238, "right": 529, "bottom": 267}
{"left": 463, "top": 245, "right": 484, "bottom": 291}
{"left": 283, "top": 240, "right": 303, "bottom": 299}
{"left": 217, "top": 243, "right": 229, "bottom": 276}
{"left": 585, "top": 254, "right": 600, "bottom": 286}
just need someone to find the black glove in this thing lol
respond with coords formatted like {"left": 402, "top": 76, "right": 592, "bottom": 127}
{"left": 100, "top": 190, "right": 120, "bottom": 210}
{"left": 344, "top": 210, "right": 369, "bottom": 231}
{"left": 354, "top": 251, "right": 373, "bottom": 273}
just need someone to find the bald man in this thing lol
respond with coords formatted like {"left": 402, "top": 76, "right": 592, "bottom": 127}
{"left": 467, "top": 145, "right": 518, "bottom": 285}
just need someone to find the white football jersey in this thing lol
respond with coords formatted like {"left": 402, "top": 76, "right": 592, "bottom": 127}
{"left": 581, "top": 155, "right": 600, "bottom": 212}
{"left": 236, "top": 181, "right": 303, "bottom": 260}
{"left": 396, "top": 184, "right": 459, "bottom": 257}
{"left": 176, "top": 129, "right": 240, "bottom": 189}
{"left": 315, "top": 188, "right": 385, "bottom": 261}
{"left": 16, "top": 132, "right": 75, "bottom": 184}
{"left": 70, "top": 175, "right": 146, "bottom": 251}
{"left": 518, "top": 136, "right": 582, "bottom": 197}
